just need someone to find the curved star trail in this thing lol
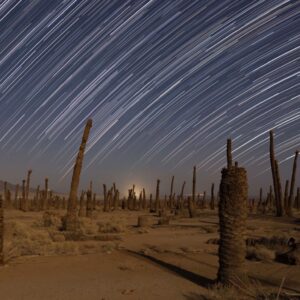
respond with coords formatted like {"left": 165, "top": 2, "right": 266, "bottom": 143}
{"left": 0, "top": 0, "right": 299, "bottom": 195}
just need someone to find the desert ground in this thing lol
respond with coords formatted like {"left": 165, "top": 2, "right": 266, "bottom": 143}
{"left": 0, "top": 207, "right": 299, "bottom": 300}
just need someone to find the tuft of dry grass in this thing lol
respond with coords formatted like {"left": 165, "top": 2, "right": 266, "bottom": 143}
{"left": 98, "top": 221, "right": 125, "bottom": 233}
{"left": 78, "top": 218, "right": 98, "bottom": 235}
{"left": 246, "top": 245, "right": 276, "bottom": 262}
{"left": 3, "top": 218, "right": 121, "bottom": 262}
{"left": 203, "top": 277, "right": 298, "bottom": 300}
{"left": 42, "top": 211, "right": 62, "bottom": 228}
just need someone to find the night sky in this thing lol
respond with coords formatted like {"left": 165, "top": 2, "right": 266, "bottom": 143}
{"left": 0, "top": 0, "right": 299, "bottom": 196}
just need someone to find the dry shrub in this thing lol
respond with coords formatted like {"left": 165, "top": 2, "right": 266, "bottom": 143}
{"left": 204, "top": 283, "right": 248, "bottom": 300}
{"left": 101, "top": 242, "right": 116, "bottom": 253}
{"left": 98, "top": 221, "right": 125, "bottom": 233}
{"left": 48, "top": 231, "right": 66, "bottom": 242}
{"left": 201, "top": 225, "right": 218, "bottom": 233}
{"left": 43, "top": 211, "right": 62, "bottom": 228}
{"left": 246, "top": 246, "right": 276, "bottom": 262}
{"left": 276, "top": 248, "right": 300, "bottom": 266}
{"left": 180, "top": 246, "right": 201, "bottom": 254}
{"left": 4, "top": 221, "right": 53, "bottom": 259}
{"left": 3, "top": 220, "right": 116, "bottom": 260}
{"left": 203, "top": 278, "right": 294, "bottom": 300}
{"left": 157, "top": 216, "right": 170, "bottom": 225}
{"left": 53, "top": 242, "right": 79, "bottom": 255}
{"left": 206, "top": 238, "right": 220, "bottom": 245}
{"left": 79, "top": 218, "right": 98, "bottom": 235}
{"left": 246, "top": 236, "right": 291, "bottom": 250}
{"left": 78, "top": 242, "right": 99, "bottom": 255}
{"left": 32, "top": 211, "right": 62, "bottom": 229}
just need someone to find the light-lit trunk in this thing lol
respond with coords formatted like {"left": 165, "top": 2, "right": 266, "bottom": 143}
{"left": 0, "top": 195, "right": 4, "bottom": 265}
{"left": 287, "top": 151, "right": 298, "bottom": 216}
{"left": 218, "top": 138, "right": 248, "bottom": 284}
{"left": 65, "top": 119, "right": 92, "bottom": 231}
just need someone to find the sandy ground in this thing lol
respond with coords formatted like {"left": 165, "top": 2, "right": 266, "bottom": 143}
{"left": 0, "top": 209, "right": 300, "bottom": 300}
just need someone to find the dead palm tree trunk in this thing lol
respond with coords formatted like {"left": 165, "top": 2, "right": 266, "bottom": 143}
{"left": 287, "top": 151, "right": 298, "bottom": 216}
{"left": 169, "top": 176, "right": 174, "bottom": 206}
{"left": 89, "top": 180, "right": 93, "bottom": 195}
{"left": 210, "top": 183, "right": 215, "bottom": 210}
{"left": 86, "top": 190, "right": 93, "bottom": 218}
{"left": 269, "top": 130, "right": 283, "bottom": 216}
{"left": 0, "top": 195, "right": 3, "bottom": 265}
{"left": 188, "top": 196, "right": 195, "bottom": 218}
{"left": 149, "top": 193, "right": 153, "bottom": 211}
{"left": 78, "top": 191, "right": 85, "bottom": 217}
{"left": 25, "top": 170, "right": 32, "bottom": 207}
{"left": 268, "top": 185, "right": 273, "bottom": 211}
{"left": 21, "top": 179, "right": 27, "bottom": 211}
{"left": 14, "top": 184, "right": 19, "bottom": 209}
{"left": 258, "top": 187, "right": 263, "bottom": 212}
{"left": 227, "top": 139, "right": 232, "bottom": 169}
{"left": 3, "top": 182, "right": 7, "bottom": 207}
{"left": 218, "top": 138, "right": 248, "bottom": 285}
{"left": 142, "top": 188, "right": 146, "bottom": 210}
{"left": 192, "top": 166, "right": 196, "bottom": 204}
{"left": 35, "top": 185, "right": 40, "bottom": 209}
{"left": 202, "top": 191, "right": 206, "bottom": 208}
{"left": 178, "top": 181, "right": 186, "bottom": 210}
{"left": 155, "top": 179, "right": 160, "bottom": 213}
{"left": 44, "top": 177, "right": 49, "bottom": 210}
{"left": 103, "top": 184, "right": 108, "bottom": 212}
{"left": 274, "top": 159, "right": 283, "bottom": 216}
{"left": 284, "top": 180, "right": 289, "bottom": 214}
{"left": 92, "top": 193, "right": 96, "bottom": 210}
{"left": 295, "top": 187, "right": 300, "bottom": 210}
{"left": 65, "top": 119, "right": 93, "bottom": 231}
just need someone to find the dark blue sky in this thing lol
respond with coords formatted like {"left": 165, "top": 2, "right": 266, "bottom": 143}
{"left": 0, "top": 0, "right": 299, "bottom": 196}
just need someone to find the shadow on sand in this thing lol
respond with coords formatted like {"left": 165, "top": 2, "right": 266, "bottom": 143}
{"left": 125, "top": 249, "right": 215, "bottom": 288}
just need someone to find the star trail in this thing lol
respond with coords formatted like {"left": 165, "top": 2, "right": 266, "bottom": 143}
{"left": 0, "top": 0, "right": 299, "bottom": 195}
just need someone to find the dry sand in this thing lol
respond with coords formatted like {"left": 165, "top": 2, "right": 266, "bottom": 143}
{"left": 0, "top": 209, "right": 300, "bottom": 300}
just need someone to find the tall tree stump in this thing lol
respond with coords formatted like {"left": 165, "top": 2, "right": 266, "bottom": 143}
{"left": 218, "top": 139, "right": 248, "bottom": 285}
{"left": 0, "top": 195, "right": 4, "bottom": 265}
{"left": 65, "top": 119, "right": 92, "bottom": 231}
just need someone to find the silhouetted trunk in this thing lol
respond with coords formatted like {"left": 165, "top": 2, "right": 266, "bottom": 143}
{"left": 287, "top": 151, "right": 298, "bottom": 216}
{"left": 192, "top": 166, "right": 196, "bottom": 204}
{"left": 284, "top": 180, "right": 289, "bottom": 214}
{"left": 86, "top": 190, "right": 93, "bottom": 218}
{"left": 269, "top": 130, "right": 283, "bottom": 216}
{"left": 21, "top": 179, "right": 27, "bottom": 211}
{"left": 210, "top": 183, "right": 215, "bottom": 210}
{"left": 25, "top": 170, "right": 32, "bottom": 207}
{"left": 155, "top": 179, "right": 160, "bottom": 213}
{"left": 0, "top": 195, "right": 3, "bottom": 265}
{"left": 14, "top": 184, "right": 19, "bottom": 209}
{"left": 78, "top": 191, "right": 85, "bottom": 217}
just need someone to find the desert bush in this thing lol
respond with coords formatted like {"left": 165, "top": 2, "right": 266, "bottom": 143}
{"left": 246, "top": 236, "right": 294, "bottom": 254}
{"left": 78, "top": 217, "right": 98, "bottom": 235}
{"left": 203, "top": 278, "right": 294, "bottom": 300}
{"left": 53, "top": 242, "right": 79, "bottom": 255}
{"left": 4, "top": 221, "right": 52, "bottom": 258}
{"left": 42, "top": 211, "right": 62, "bottom": 228}
{"left": 246, "top": 246, "right": 276, "bottom": 262}
{"left": 157, "top": 216, "right": 170, "bottom": 225}
{"left": 98, "top": 221, "right": 124, "bottom": 233}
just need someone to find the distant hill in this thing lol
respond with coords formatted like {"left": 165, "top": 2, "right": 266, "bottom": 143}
{"left": 1, "top": 180, "right": 24, "bottom": 192}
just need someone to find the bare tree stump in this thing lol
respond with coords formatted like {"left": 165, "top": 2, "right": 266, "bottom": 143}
{"left": 65, "top": 119, "right": 92, "bottom": 231}
{"left": 218, "top": 166, "right": 248, "bottom": 284}
{"left": 137, "top": 216, "right": 150, "bottom": 227}
{"left": 0, "top": 195, "right": 4, "bottom": 265}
